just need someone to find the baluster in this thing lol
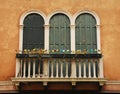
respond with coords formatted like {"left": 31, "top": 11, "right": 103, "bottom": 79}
{"left": 48, "top": 60, "right": 51, "bottom": 77}
{"left": 98, "top": 58, "right": 104, "bottom": 78}
{"left": 88, "top": 60, "right": 91, "bottom": 78}
{"left": 32, "top": 59, "right": 35, "bottom": 78}
{"left": 43, "top": 59, "right": 48, "bottom": 78}
{"left": 56, "top": 60, "right": 58, "bottom": 78}
{"left": 71, "top": 59, "right": 76, "bottom": 78}
{"left": 93, "top": 60, "right": 96, "bottom": 78}
{"left": 23, "top": 59, "right": 26, "bottom": 78}
{"left": 16, "top": 59, "right": 20, "bottom": 77}
{"left": 83, "top": 60, "right": 86, "bottom": 78}
{"left": 28, "top": 59, "right": 31, "bottom": 78}
{"left": 79, "top": 60, "right": 81, "bottom": 78}
{"left": 48, "top": 60, "right": 50, "bottom": 77}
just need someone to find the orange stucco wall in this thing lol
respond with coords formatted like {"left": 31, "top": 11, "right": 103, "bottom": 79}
{"left": 0, "top": 0, "right": 120, "bottom": 90}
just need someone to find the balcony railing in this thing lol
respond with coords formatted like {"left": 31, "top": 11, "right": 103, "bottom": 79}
{"left": 11, "top": 54, "right": 106, "bottom": 86}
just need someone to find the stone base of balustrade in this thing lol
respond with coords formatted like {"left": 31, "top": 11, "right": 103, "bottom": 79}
{"left": 11, "top": 77, "right": 106, "bottom": 89}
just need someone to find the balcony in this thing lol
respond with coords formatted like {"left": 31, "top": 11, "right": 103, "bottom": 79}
{"left": 11, "top": 53, "right": 106, "bottom": 87}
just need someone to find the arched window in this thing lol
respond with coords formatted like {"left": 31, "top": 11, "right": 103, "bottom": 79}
{"left": 49, "top": 13, "right": 71, "bottom": 53}
{"left": 75, "top": 13, "right": 97, "bottom": 53}
{"left": 23, "top": 13, "right": 44, "bottom": 50}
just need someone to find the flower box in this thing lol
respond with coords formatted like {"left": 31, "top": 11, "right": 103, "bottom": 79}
{"left": 16, "top": 53, "right": 102, "bottom": 58}
{"left": 16, "top": 54, "right": 39, "bottom": 58}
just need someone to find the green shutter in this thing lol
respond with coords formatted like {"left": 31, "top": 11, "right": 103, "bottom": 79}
{"left": 23, "top": 14, "right": 44, "bottom": 76}
{"left": 75, "top": 13, "right": 97, "bottom": 53}
{"left": 23, "top": 13, "right": 44, "bottom": 50}
{"left": 49, "top": 13, "right": 70, "bottom": 53}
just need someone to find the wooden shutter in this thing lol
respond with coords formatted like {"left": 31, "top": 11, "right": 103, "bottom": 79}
{"left": 75, "top": 13, "right": 97, "bottom": 52}
{"left": 23, "top": 13, "right": 44, "bottom": 50}
{"left": 49, "top": 13, "right": 70, "bottom": 52}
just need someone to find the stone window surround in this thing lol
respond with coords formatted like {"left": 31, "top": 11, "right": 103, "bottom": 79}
{"left": 19, "top": 9, "right": 101, "bottom": 53}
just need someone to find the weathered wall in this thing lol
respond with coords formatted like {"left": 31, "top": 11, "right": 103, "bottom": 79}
{"left": 0, "top": 0, "right": 120, "bottom": 90}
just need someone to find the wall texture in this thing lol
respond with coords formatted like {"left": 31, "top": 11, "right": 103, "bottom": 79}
{"left": 0, "top": 0, "right": 120, "bottom": 91}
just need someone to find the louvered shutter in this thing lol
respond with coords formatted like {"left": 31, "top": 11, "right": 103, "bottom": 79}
{"left": 23, "top": 13, "right": 44, "bottom": 50}
{"left": 49, "top": 13, "right": 70, "bottom": 53}
{"left": 75, "top": 13, "right": 97, "bottom": 53}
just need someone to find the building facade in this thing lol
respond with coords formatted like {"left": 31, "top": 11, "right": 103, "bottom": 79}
{"left": 0, "top": 0, "right": 120, "bottom": 93}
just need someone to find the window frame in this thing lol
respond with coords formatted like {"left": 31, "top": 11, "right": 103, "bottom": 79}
{"left": 23, "top": 13, "right": 45, "bottom": 50}
{"left": 73, "top": 10, "right": 101, "bottom": 51}
{"left": 47, "top": 10, "right": 72, "bottom": 53}
{"left": 19, "top": 10, "right": 46, "bottom": 53}
{"left": 49, "top": 13, "right": 71, "bottom": 52}
{"left": 75, "top": 13, "right": 97, "bottom": 52}
{"left": 19, "top": 10, "right": 100, "bottom": 53}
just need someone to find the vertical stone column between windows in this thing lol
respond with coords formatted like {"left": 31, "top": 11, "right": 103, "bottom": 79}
{"left": 96, "top": 25, "right": 101, "bottom": 50}
{"left": 70, "top": 25, "right": 75, "bottom": 53}
{"left": 44, "top": 25, "right": 49, "bottom": 52}
{"left": 19, "top": 25, "right": 23, "bottom": 52}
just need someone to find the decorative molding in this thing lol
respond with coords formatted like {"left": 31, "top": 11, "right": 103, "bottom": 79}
{"left": 72, "top": 81, "right": 76, "bottom": 86}
{"left": 44, "top": 25, "right": 50, "bottom": 30}
{"left": 47, "top": 10, "right": 72, "bottom": 25}
{"left": 73, "top": 10, "right": 100, "bottom": 25}
{"left": 0, "top": 81, "right": 14, "bottom": 86}
{"left": 19, "top": 10, "right": 47, "bottom": 51}
{"left": 19, "top": 9, "right": 101, "bottom": 51}
{"left": 70, "top": 25, "right": 75, "bottom": 30}
{"left": 1, "top": 80, "right": 120, "bottom": 86}
{"left": 105, "top": 81, "right": 120, "bottom": 85}
{"left": 11, "top": 77, "right": 106, "bottom": 86}
{"left": 73, "top": 10, "right": 101, "bottom": 50}
{"left": 20, "top": 9, "right": 46, "bottom": 25}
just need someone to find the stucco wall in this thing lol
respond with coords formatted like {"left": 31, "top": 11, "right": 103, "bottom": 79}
{"left": 0, "top": 0, "right": 120, "bottom": 90}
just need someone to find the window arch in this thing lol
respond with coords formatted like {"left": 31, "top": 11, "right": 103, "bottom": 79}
{"left": 19, "top": 10, "right": 46, "bottom": 52}
{"left": 49, "top": 13, "right": 71, "bottom": 53}
{"left": 23, "top": 13, "right": 45, "bottom": 50}
{"left": 75, "top": 13, "right": 97, "bottom": 53}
